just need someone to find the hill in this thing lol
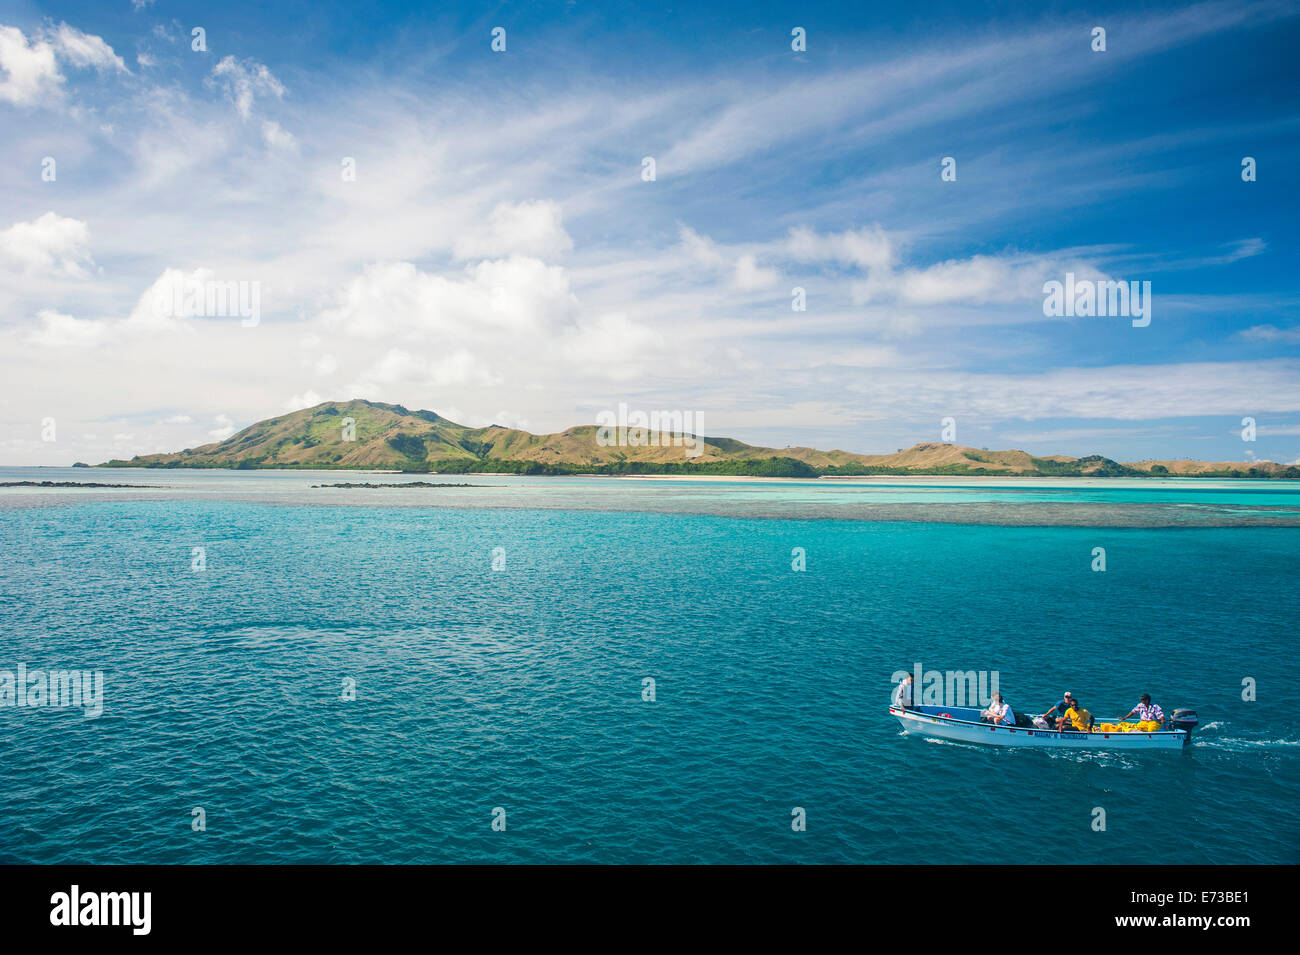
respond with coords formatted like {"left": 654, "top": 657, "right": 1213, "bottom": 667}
{"left": 101, "top": 399, "right": 1300, "bottom": 478}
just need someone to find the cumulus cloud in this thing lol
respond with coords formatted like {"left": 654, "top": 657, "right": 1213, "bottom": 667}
{"left": 0, "top": 23, "right": 126, "bottom": 107}
{"left": 435, "top": 406, "right": 531, "bottom": 430}
{"left": 208, "top": 414, "right": 236, "bottom": 441}
{"left": 0, "top": 212, "right": 94, "bottom": 277}
{"left": 452, "top": 200, "right": 573, "bottom": 261}
{"left": 561, "top": 311, "right": 669, "bottom": 378}
{"left": 488, "top": 410, "right": 531, "bottom": 431}
{"left": 0, "top": 26, "right": 62, "bottom": 105}
{"left": 22, "top": 266, "right": 241, "bottom": 351}
{"left": 285, "top": 391, "right": 324, "bottom": 412}
{"left": 26, "top": 308, "right": 108, "bottom": 347}
{"left": 732, "top": 253, "right": 778, "bottom": 291}
{"left": 261, "top": 119, "right": 296, "bottom": 150}
{"left": 677, "top": 227, "right": 777, "bottom": 290}
{"left": 319, "top": 257, "right": 579, "bottom": 341}
{"left": 347, "top": 348, "right": 499, "bottom": 398}
{"left": 125, "top": 268, "right": 216, "bottom": 331}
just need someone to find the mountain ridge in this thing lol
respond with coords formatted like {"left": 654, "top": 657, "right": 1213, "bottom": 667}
{"left": 100, "top": 399, "right": 1299, "bottom": 478}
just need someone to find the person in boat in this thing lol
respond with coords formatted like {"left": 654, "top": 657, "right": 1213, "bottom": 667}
{"left": 981, "top": 693, "right": 1014, "bottom": 725}
{"left": 1121, "top": 694, "right": 1165, "bottom": 726}
{"left": 1041, "top": 691, "right": 1074, "bottom": 727}
{"left": 1061, "top": 699, "right": 1094, "bottom": 732}
{"left": 894, "top": 673, "right": 915, "bottom": 710}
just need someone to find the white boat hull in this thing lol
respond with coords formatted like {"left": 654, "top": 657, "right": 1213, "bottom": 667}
{"left": 891, "top": 705, "right": 1191, "bottom": 750}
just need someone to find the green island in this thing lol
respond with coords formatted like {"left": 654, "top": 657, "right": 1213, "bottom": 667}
{"left": 100, "top": 399, "right": 1300, "bottom": 479}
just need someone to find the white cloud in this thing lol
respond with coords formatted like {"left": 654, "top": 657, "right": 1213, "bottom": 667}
{"left": 678, "top": 226, "right": 726, "bottom": 268}
{"left": 452, "top": 200, "right": 572, "bottom": 261}
{"left": 1239, "top": 324, "right": 1300, "bottom": 344}
{"left": 320, "top": 257, "right": 579, "bottom": 341}
{"left": 435, "top": 406, "right": 532, "bottom": 430}
{"left": 676, "top": 227, "right": 777, "bottom": 290}
{"left": 0, "top": 213, "right": 94, "bottom": 277}
{"left": 163, "top": 414, "right": 193, "bottom": 424}
{"left": 0, "top": 26, "right": 62, "bottom": 106}
{"left": 124, "top": 268, "right": 209, "bottom": 331}
{"left": 261, "top": 119, "right": 296, "bottom": 150}
{"left": 842, "top": 361, "right": 1300, "bottom": 421}
{"left": 48, "top": 23, "right": 128, "bottom": 73}
{"left": 208, "top": 414, "right": 236, "bottom": 441}
{"left": 209, "top": 56, "right": 285, "bottom": 120}
{"left": 895, "top": 255, "right": 1056, "bottom": 305}
{"left": 490, "top": 410, "right": 531, "bottom": 431}
{"left": 850, "top": 251, "right": 1109, "bottom": 307}
{"left": 21, "top": 267, "right": 220, "bottom": 352}
{"left": 0, "top": 23, "right": 126, "bottom": 107}
{"left": 27, "top": 308, "right": 107, "bottom": 347}
{"left": 786, "top": 225, "right": 895, "bottom": 271}
{"left": 732, "top": 253, "right": 778, "bottom": 291}
{"left": 347, "top": 347, "right": 499, "bottom": 397}
{"left": 308, "top": 353, "right": 338, "bottom": 375}
{"left": 561, "top": 312, "right": 668, "bottom": 378}
{"left": 285, "top": 391, "right": 323, "bottom": 412}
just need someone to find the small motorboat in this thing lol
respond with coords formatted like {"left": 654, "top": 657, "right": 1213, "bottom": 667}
{"left": 890, "top": 702, "right": 1198, "bottom": 750}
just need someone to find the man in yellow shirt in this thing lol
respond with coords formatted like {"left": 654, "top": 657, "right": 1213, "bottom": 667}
{"left": 1062, "top": 700, "right": 1093, "bottom": 732}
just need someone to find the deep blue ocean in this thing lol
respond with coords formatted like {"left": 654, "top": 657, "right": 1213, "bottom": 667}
{"left": 1, "top": 471, "right": 1297, "bottom": 863}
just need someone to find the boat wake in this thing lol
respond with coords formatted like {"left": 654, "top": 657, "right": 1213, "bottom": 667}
{"left": 1190, "top": 722, "right": 1299, "bottom": 751}
{"left": 1193, "top": 737, "right": 1300, "bottom": 751}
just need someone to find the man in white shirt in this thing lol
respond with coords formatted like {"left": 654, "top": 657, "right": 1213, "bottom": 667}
{"left": 894, "top": 673, "right": 915, "bottom": 709}
{"left": 982, "top": 693, "right": 1013, "bottom": 725}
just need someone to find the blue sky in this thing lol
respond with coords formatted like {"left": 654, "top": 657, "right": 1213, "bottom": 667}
{"left": 1, "top": 0, "right": 1297, "bottom": 465}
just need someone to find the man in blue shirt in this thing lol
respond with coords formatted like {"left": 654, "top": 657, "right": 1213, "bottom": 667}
{"left": 1040, "top": 691, "right": 1074, "bottom": 727}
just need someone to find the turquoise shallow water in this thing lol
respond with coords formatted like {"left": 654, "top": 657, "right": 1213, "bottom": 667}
{"left": 1, "top": 474, "right": 1297, "bottom": 863}
{"left": 5, "top": 467, "right": 1300, "bottom": 526}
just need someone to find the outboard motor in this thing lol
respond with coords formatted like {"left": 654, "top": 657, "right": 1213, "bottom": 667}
{"left": 1171, "top": 708, "right": 1199, "bottom": 735}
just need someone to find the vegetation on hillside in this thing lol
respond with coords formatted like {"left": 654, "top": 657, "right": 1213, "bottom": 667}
{"left": 99, "top": 399, "right": 1300, "bottom": 479}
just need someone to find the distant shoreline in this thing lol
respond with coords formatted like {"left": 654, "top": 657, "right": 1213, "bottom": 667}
{"left": 94, "top": 466, "right": 1300, "bottom": 482}
{"left": 4, "top": 466, "right": 1297, "bottom": 489}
